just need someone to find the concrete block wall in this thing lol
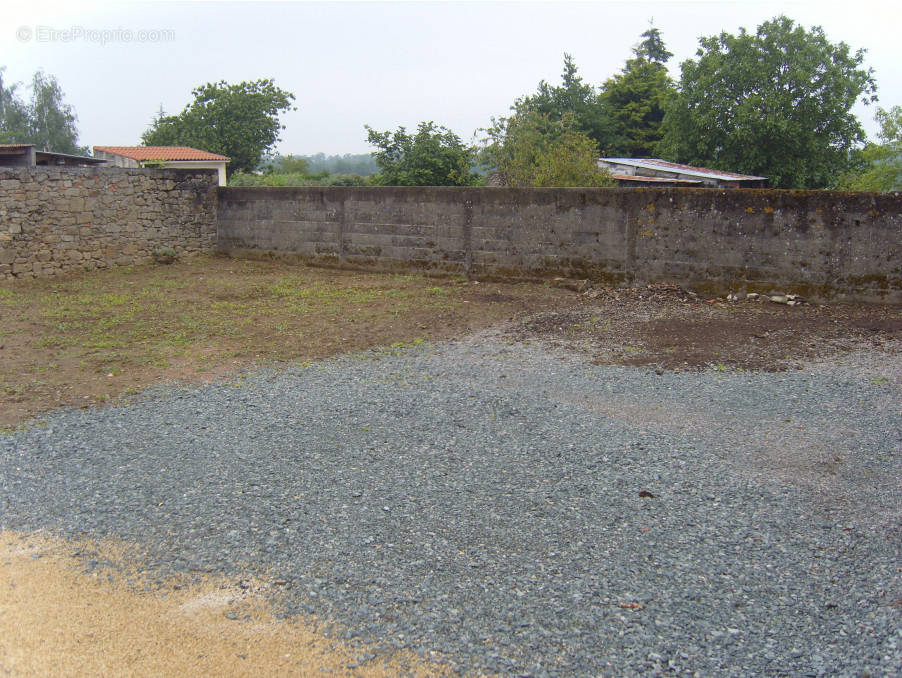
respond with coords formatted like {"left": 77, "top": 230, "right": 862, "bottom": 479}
{"left": 4, "top": 175, "right": 899, "bottom": 302}
{"left": 218, "top": 186, "right": 902, "bottom": 302}
{"left": 0, "top": 167, "right": 218, "bottom": 279}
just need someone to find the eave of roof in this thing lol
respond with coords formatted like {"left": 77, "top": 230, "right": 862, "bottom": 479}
{"left": 35, "top": 150, "right": 107, "bottom": 164}
{"left": 602, "top": 158, "right": 766, "bottom": 182}
{"left": 611, "top": 173, "right": 702, "bottom": 184}
{"left": 93, "top": 146, "right": 231, "bottom": 162}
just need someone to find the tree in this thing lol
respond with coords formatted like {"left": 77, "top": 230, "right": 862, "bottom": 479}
{"left": 513, "top": 54, "right": 618, "bottom": 154}
{"left": 274, "top": 154, "right": 309, "bottom": 174}
{"left": 365, "top": 121, "right": 479, "bottom": 186}
{"left": 600, "top": 26, "right": 677, "bottom": 157}
{"left": 480, "top": 110, "right": 614, "bottom": 187}
{"left": 142, "top": 79, "right": 295, "bottom": 175}
{"left": 657, "top": 16, "right": 877, "bottom": 188}
{"left": 27, "top": 70, "right": 84, "bottom": 154}
{"left": 0, "top": 68, "right": 28, "bottom": 143}
{"left": 634, "top": 25, "right": 673, "bottom": 64}
{"left": 0, "top": 67, "right": 83, "bottom": 153}
{"left": 840, "top": 106, "right": 902, "bottom": 191}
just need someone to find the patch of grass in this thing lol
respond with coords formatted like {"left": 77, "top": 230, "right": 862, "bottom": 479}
{"left": 85, "top": 338, "right": 127, "bottom": 350}
{"left": 34, "top": 335, "right": 80, "bottom": 349}
{"left": 389, "top": 337, "right": 427, "bottom": 349}
{"left": 0, "top": 256, "right": 569, "bottom": 428}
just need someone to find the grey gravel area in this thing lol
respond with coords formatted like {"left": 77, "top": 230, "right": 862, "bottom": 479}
{"left": 2, "top": 336, "right": 900, "bottom": 677}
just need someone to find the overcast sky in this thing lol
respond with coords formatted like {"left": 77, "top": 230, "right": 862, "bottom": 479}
{"left": 3, "top": 0, "right": 900, "bottom": 156}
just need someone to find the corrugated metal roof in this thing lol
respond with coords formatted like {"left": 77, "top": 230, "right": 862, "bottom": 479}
{"left": 611, "top": 173, "right": 702, "bottom": 184}
{"left": 0, "top": 144, "right": 33, "bottom": 153}
{"left": 35, "top": 149, "right": 107, "bottom": 164}
{"left": 602, "top": 158, "right": 766, "bottom": 182}
{"left": 93, "top": 146, "right": 231, "bottom": 162}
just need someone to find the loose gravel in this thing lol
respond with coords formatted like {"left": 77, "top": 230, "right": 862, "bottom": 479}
{"left": 2, "top": 336, "right": 900, "bottom": 677}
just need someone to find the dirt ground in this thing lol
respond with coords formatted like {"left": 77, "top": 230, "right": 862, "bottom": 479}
{"left": 2, "top": 257, "right": 901, "bottom": 676}
{"left": 3, "top": 256, "right": 900, "bottom": 430}
{"left": 508, "top": 283, "right": 902, "bottom": 371}
{"left": 0, "top": 256, "right": 569, "bottom": 430}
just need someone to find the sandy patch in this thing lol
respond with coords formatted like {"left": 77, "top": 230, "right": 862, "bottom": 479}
{"left": 0, "top": 530, "right": 452, "bottom": 677}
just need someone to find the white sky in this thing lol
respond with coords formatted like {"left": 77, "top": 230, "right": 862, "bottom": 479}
{"left": 3, "top": 0, "right": 900, "bottom": 156}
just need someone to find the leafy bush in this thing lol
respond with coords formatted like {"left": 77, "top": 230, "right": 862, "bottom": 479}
{"left": 152, "top": 247, "right": 178, "bottom": 264}
{"left": 365, "top": 121, "right": 479, "bottom": 186}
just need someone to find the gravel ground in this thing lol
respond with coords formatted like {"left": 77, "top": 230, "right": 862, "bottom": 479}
{"left": 2, "top": 335, "right": 900, "bottom": 677}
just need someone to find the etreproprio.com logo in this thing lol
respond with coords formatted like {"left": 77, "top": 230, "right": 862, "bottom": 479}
{"left": 17, "top": 25, "right": 176, "bottom": 46}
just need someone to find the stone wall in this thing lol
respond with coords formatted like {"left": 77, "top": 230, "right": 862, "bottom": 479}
{"left": 0, "top": 167, "right": 218, "bottom": 279}
{"left": 6, "top": 176, "right": 900, "bottom": 302}
{"left": 218, "top": 186, "right": 902, "bottom": 302}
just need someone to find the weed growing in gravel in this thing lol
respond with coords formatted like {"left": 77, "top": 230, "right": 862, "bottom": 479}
{"left": 0, "top": 417, "right": 49, "bottom": 435}
{"left": 389, "top": 338, "right": 426, "bottom": 349}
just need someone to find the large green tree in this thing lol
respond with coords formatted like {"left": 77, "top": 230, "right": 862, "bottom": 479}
{"left": 142, "top": 79, "right": 295, "bottom": 175}
{"left": 480, "top": 110, "right": 614, "bottom": 187}
{"left": 0, "top": 67, "right": 83, "bottom": 153}
{"left": 601, "top": 26, "right": 677, "bottom": 157}
{"left": 513, "top": 54, "right": 618, "bottom": 153}
{"left": 0, "top": 67, "right": 29, "bottom": 144}
{"left": 634, "top": 25, "right": 673, "bottom": 63}
{"left": 657, "top": 16, "right": 877, "bottom": 188}
{"left": 27, "top": 70, "right": 84, "bottom": 154}
{"left": 841, "top": 106, "right": 902, "bottom": 191}
{"left": 365, "top": 121, "right": 478, "bottom": 186}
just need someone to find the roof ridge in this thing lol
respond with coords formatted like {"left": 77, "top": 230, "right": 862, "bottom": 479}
{"left": 93, "top": 145, "right": 230, "bottom": 162}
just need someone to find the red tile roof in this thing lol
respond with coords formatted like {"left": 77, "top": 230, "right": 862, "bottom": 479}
{"left": 93, "top": 146, "right": 230, "bottom": 162}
